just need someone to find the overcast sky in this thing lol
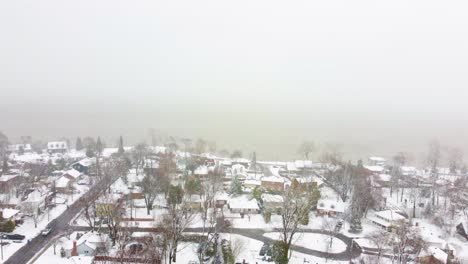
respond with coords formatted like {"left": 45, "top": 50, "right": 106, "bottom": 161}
{"left": 1, "top": 0, "right": 468, "bottom": 161}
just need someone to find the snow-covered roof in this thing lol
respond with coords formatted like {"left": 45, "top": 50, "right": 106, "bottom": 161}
{"left": 261, "top": 176, "right": 285, "bottom": 183}
{"left": 64, "top": 169, "right": 81, "bottom": 179}
{"left": 194, "top": 165, "right": 209, "bottom": 175}
{"left": 369, "top": 157, "right": 386, "bottom": 162}
{"left": 0, "top": 174, "right": 18, "bottom": 182}
{"left": 374, "top": 210, "right": 406, "bottom": 222}
{"left": 110, "top": 178, "right": 130, "bottom": 194}
{"left": 77, "top": 158, "right": 94, "bottom": 167}
{"left": 7, "top": 144, "right": 32, "bottom": 152}
{"left": 294, "top": 160, "right": 313, "bottom": 169}
{"left": 364, "top": 165, "right": 385, "bottom": 173}
{"left": 56, "top": 176, "right": 70, "bottom": 188}
{"left": 232, "top": 158, "right": 250, "bottom": 164}
{"left": 1, "top": 208, "right": 19, "bottom": 219}
{"left": 215, "top": 192, "right": 229, "bottom": 201}
{"left": 244, "top": 179, "right": 261, "bottom": 186}
{"left": 377, "top": 174, "right": 392, "bottom": 182}
{"left": 317, "top": 199, "right": 346, "bottom": 213}
{"left": 25, "top": 190, "right": 44, "bottom": 203}
{"left": 47, "top": 141, "right": 68, "bottom": 150}
{"left": 420, "top": 247, "right": 448, "bottom": 263}
{"left": 261, "top": 194, "right": 283, "bottom": 203}
{"left": 228, "top": 196, "right": 259, "bottom": 210}
{"left": 286, "top": 162, "right": 299, "bottom": 172}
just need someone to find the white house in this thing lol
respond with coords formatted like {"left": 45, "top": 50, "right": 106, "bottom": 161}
{"left": 63, "top": 169, "right": 81, "bottom": 182}
{"left": 7, "top": 144, "right": 32, "bottom": 153}
{"left": 261, "top": 194, "right": 283, "bottom": 212}
{"left": 63, "top": 231, "right": 110, "bottom": 257}
{"left": 228, "top": 195, "right": 260, "bottom": 214}
{"left": 368, "top": 157, "right": 386, "bottom": 166}
{"left": 369, "top": 210, "right": 407, "bottom": 230}
{"left": 47, "top": 141, "right": 68, "bottom": 154}
{"left": 316, "top": 199, "right": 346, "bottom": 217}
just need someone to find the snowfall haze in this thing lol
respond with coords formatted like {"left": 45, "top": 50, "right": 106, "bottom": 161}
{"left": 1, "top": 0, "right": 468, "bottom": 161}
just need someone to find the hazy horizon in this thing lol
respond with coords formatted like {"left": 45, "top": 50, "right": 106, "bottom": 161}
{"left": 1, "top": 0, "right": 468, "bottom": 163}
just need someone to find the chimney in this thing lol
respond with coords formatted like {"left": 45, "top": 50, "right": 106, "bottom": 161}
{"left": 71, "top": 241, "right": 77, "bottom": 256}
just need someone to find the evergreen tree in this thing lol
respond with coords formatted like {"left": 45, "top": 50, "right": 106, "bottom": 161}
{"left": 96, "top": 137, "right": 104, "bottom": 155}
{"left": 348, "top": 213, "right": 363, "bottom": 233}
{"left": 271, "top": 241, "right": 289, "bottom": 264}
{"left": 118, "top": 136, "right": 125, "bottom": 154}
{"left": 230, "top": 176, "right": 243, "bottom": 196}
{"left": 2, "top": 156, "right": 8, "bottom": 175}
{"left": 2, "top": 220, "right": 15, "bottom": 233}
{"left": 76, "top": 137, "right": 83, "bottom": 150}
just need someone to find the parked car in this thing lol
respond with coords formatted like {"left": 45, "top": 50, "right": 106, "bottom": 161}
{"left": 1, "top": 234, "right": 25, "bottom": 240}
{"left": 259, "top": 243, "right": 270, "bottom": 256}
{"left": 41, "top": 227, "right": 52, "bottom": 236}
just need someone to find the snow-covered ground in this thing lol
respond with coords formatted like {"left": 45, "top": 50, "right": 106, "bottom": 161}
{"left": 223, "top": 233, "right": 350, "bottom": 264}
{"left": 263, "top": 232, "right": 347, "bottom": 254}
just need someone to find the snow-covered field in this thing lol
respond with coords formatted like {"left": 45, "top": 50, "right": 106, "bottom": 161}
{"left": 263, "top": 232, "right": 347, "bottom": 254}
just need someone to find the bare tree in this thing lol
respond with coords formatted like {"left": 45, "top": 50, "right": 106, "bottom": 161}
{"left": 278, "top": 185, "right": 311, "bottom": 260}
{"left": 231, "top": 237, "right": 246, "bottom": 261}
{"left": 427, "top": 140, "right": 441, "bottom": 206}
{"left": 159, "top": 185, "right": 196, "bottom": 264}
{"left": 389, "top": 220, "right": 425, "bottom": 264}
{"left": 195, "top": 138, "right": 207, "bottom": 154}
{"left": 368, "top": 229, "right": 391, "bottom": 263}
{"left": 132, "top": 143, "right": 149, "bottom": 176}
{"left": 448, "top": 147, "right": 463, "bottom": 174}
{"left": 297, "top": 141, "right": 315, "bottom": 160}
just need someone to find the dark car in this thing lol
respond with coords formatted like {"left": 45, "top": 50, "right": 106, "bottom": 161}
{"left": 2, "top": 234, "right": 25, "bottom": 240}
{"left": 259, "top": 243, "right": 270, "bottom": 256}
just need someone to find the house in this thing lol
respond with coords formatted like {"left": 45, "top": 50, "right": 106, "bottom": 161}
{"left": 63, "top": 169, "right": 81, "bottom": 182}
{"left": 261, "top": 194, "right": 283, "bottom": 212}
{"left": 294, "top": 160, "right": 313, "bottom": 172}
{"left": 456, "top": 222, "right": 468, "bottom": 241}
{"left": 369, "top": 210, "right": 407, "bottom": 231}
{"left": 21, "top": 190, "right": 45, "bottom": 213}
{"left": 47, "top": 141, "right": 68, "bottom": 154}
{"left": 0, "top": 208, "right": 20, "bottom": 222}
{"left": 95, "top": 193, "right": 122, "bottom": 217}
{"left": 55, "top": 176, "right": 71, "bottom": 193}
{"left": 228, "top": 196, "right": 260, "bottom": 214}
{"left": 316, "top": 199, "right": 345, "bottom": 217}
{"left": 63, "top": 232, "right": 110, "bottom": 257}
{"left": 143, "top": 159, "right": 159, "bottom": 175}
{"left": 7, "top": 144, "right": 32, "bottom": 154}
{"left": 71, "top": 158, "right": 94, "bottom": 174}
{"left": 244, "top": 179, "right": 261, "bottom": 189}
{"left": 0, "top": 175, "right": 20, "bottom": 193}
{"left": 368, "top": 157, "right": 386, "bottom": 166}
{"left": 364, "top": 165, "right": 385, "bottom": 175}
{"left": 187, "top": 195, "right": 202, "bottom": 210}
{"left": 261, "top": 176, "right": 285, "bottom": 192}
{"left": 194, "top": 165, "right": 209, "bottom": 179}
{"left": 418, "top": 247, "right": 448, "bottom": 264}
{"left": 231, "top": 164, "right": 247, "bottom": 178}
{"left": 214, "top": 192, "right": 229, "bottom": 208}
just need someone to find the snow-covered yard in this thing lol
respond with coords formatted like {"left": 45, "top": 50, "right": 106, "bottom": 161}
{"left": 263, "top": 232, "right": 347, "bottom": 254}
{"left": 223, "top": 234, "right": 350, "bottom": 264}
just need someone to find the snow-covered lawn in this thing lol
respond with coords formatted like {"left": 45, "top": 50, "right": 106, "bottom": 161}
{"left": 223, "top": 233, "right": 350, "bottom": 264}
{"left": 263, "top": 232, "right": 347, "bottom": 254}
